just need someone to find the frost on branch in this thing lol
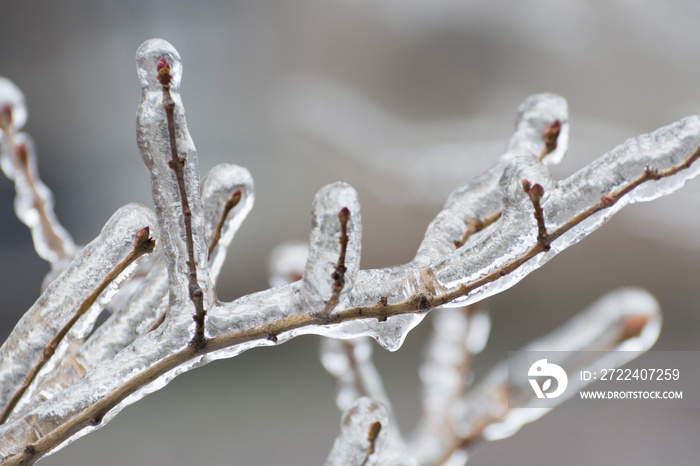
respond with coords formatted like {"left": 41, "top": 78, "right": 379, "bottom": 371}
{"left": 0, "top": 37, "right": 699, "bottom": 465}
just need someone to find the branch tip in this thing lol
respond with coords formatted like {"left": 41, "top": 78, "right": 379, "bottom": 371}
{"left": 541, "top": 119, "right": 561, "bottom": 158}
{"left": 156, "top": 57, "right": 171, "bottom": 85}
{"left": 133, "top": 226, "right": 156, "bottom": 253}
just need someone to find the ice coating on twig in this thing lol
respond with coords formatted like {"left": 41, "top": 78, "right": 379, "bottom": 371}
{"left": 410, "top": 304, "right": 490, "bottom": 465}
{"left": 426, "top": 117, "right": 700, "bottom": 307}
{"left": 0, "top": 203, "right": 156, "bottom": 418}
{"left": 320, "top": 338, "right": 406, "bottom": 449}
{"left": 413, "top": 93, "right": 569, "bottom": 266}
{"left": 136, "top": 38, "right": 214, "bottom": 311}
{"left": 0, "top": 80, "right": 77, "bottom": 281}
{"left": 325, "top": 397, "right": 394, "bottom": 466}
{"left": 301, "top": 182, "right": 361, "bottom": 315}
{"left": 452, "top": 288, "right": 660, "bottom": 449}
{"left": 2, "top": 36, "right": 700, "bottom": 463}
{"left": 201, "top": 163, "right": 254, "bottom": 281}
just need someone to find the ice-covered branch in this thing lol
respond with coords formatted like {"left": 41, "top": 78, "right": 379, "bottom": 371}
{"left": 0, "top": 78, "right": 78, "bottom": 287}
{"left": 0, "top": 38, "right": 699, "bottom": 465}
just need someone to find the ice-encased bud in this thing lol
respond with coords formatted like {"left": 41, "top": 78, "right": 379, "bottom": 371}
{"left": 0, "top": 77, "right": 27, "bottom": 131}
{"left": 301, "top": 182, "right": 361, "bottom": 313}
{"left": 325, "top": 397, "right": 389, "bottom": 466}
{"left": 509, "top": 93, "right": 570, "bottom": 165}
{"left": 136, "top": 39, "right": 183, "bottom": 91}
{"left": 201, "top": 164, "right": 255, "bottom": 281}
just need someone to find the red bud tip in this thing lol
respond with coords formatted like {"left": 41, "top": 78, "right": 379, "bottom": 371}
{"left": 528, "top": 184, "right": 545, "bottom": 202}
{"left": 156, "top": 57, "right": 170, "bottom": 72}
{"left": 156, "top": 57, "right": 172, "bottom": 85}
{"left": 521, "top": 179, "right": 532, "bottom": 193}
{"left": 542, "top": 119, "right": 562, "bottom": 152}
{"left": 338, "top": 207, "right": 351, "bottom": 223}
{"left": 134, "top": 226, "right": 155, "bottom": 252}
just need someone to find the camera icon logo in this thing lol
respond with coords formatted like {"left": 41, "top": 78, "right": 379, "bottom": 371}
{"left": 528, "top": 359, "right": 568, "bottom": 399}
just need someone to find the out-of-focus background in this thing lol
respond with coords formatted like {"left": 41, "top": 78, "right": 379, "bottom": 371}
{"left": 1, "top": 1, "right": 700, "bottom": 464}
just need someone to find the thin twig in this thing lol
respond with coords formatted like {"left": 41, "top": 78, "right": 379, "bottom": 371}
{"left": 11, "top": 144, "right": 700, "bottom": 465}
{"left": 157, "top": 58, "right": 207, "bottom": 350}
{"left": 539, "top": 119, "right": 561, "bottom": 161}
{"left": 320, "top": 207, "right": 350, "bottom": 319}
{"left": 454, "top": 211, "right": 502, "bottom": 249}
{"left": 207, "top": 189, "right": 242, "bottom": 259}
{"left": 0, "top": 227, "right": 154, "bottom": 425}
{"left": 522, "top": 179, "right": 549, "bottom": 250}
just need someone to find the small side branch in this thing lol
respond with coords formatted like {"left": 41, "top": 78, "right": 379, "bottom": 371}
{"left": 208, "top": 189, "right": 242, "bottom": 259}
{"left": 454, "top": 211, "right": 502, "bottom": 249}
{"left": 0, "top": 227, "right": 154, "bottom": 425}
{"left": 522, "top": 179, "right": 549, "bottom": 250}
{"left": 539, "top": 119, "right": 562, "bottom": 161}
{"left": 157, "top": 58, "right": 207, "bottom": 350}
{"left": 320, "top": 207, "right": 350, "bottom": 319}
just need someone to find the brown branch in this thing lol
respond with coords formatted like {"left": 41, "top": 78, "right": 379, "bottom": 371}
{"left": 0, "top": 227, "right": 154, "bottom": 426}
{"left": 207, "top": 189, "right": 242, "bottom": 259}
{"left": 319, "top": 207, "right": 351, "bottom": 319}
{"left": 157, "top": 57, "right": 207, "bottom": 351}
{"left": 10, "top": 144, "right": 700, "bottom": 465}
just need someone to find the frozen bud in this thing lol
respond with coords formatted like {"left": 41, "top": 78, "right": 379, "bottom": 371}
{"left": 227, "top": 189, "right": 242, "bottom": 209}
{"left": 156, "top": 57, "right": 171, "bottom": 85}
{"left": 134, "top": 226, "right": 155, "bottom": 253}
{"left": 542, "top": 119, "right": 562, "bottom": 153}
{"left": 339, "top": 207, "right": 351, "bottom": 224}
{"left": 528, "top": 183, "right": 545, "bottom": 203}
{"left": 521, "top": 179, "right": 532, "bottom": 193}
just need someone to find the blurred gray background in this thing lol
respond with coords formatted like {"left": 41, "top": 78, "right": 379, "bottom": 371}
{"left": 1, "top": 0, "right": 700, "bottom": 464}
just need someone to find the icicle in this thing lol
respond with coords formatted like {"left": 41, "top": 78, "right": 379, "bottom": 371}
{"left": 452, "top": 288, "right": 660, "bottom": 450}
